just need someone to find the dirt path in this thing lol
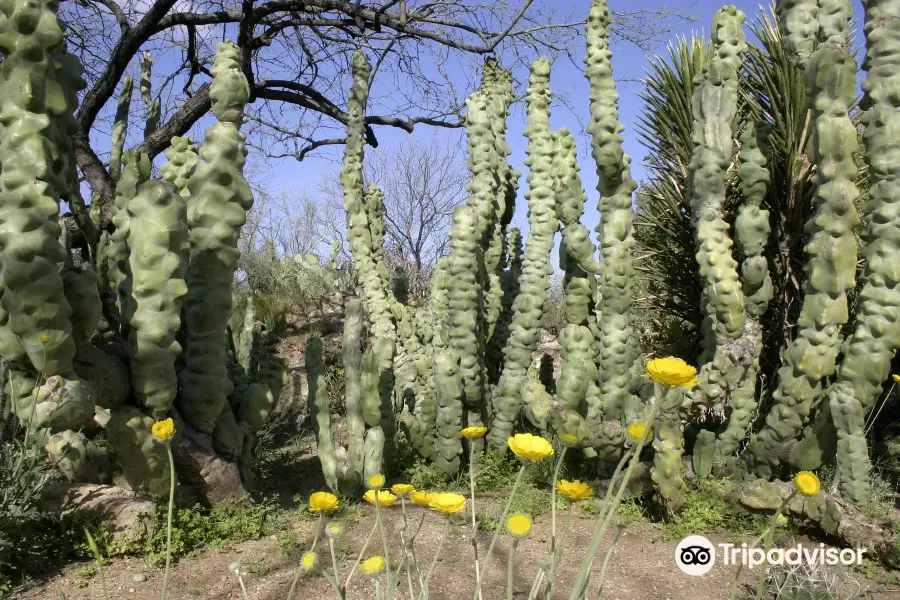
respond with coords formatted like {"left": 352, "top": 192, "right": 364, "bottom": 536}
{"left": 13, "top": 504, "right": 895, "bottom": 600}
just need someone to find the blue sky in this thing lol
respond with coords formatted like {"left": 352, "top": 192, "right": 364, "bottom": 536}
{"left": 239, "top": 0, "right": 865, "bottom": 250}
{"left": 91, "top": 0, "right": 867, "bottom": 262}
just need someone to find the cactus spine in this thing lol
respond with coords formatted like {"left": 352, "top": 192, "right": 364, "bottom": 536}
{"left": 488, "top": 57, "right": 560, "bottom": 448}
{"left": 584, "top": 0, "right": 641, "bottom": 421}
{"left": 178, "top": 42, "right": 254, "bottom": 434}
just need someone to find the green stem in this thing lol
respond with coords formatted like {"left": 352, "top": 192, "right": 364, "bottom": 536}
{"left": 399, "top": 497, "right": 419, "bottom": 596}
{"left": 469, "top": 445, "right": 483, "bottom": 600}
{"left": 507, "top": 538, "right": 519, "bottom": 600}
{"left": 594, "top": 523, "right": 627, "bottom": 599}
{"left": 475, "top": 464, "right": 526, "bottom": 599}
{"left": 754, "top": 527, "right": 773, "bottom": 600}
{"left": 543, "top": 447, "right": 568, "bottom": 599}
{"left": 329, "top": 538, "right": 345, "bottom": 600}
{"left": 237, "top": 573, "right": 250, "bottom": 600}
{"left": 527, "top": 568, "right": 547, "bottom": 600}
{"left": 84, "top": 529, "right": 110, "bottom": 600}
{"left": 345, "top": 520, "right": 378, "bottom": 591}
{"left": 421, "top": 517, "right": 451, "bottom": 599}
{"left": 288, "top": 514, "right": 324, "bottom": 600}
{"left": 728, "top": 490, "right": 797, "bottom": 600}
{"left": 375, "top": 496, "right": 393, "bottom": 597}
{"left": 567, "top": 402, "right": 659, "bottom": 600}
{"left": 375, "top": 578, "right": 382, "bottom": 600}
{"left": 545, "top": 504, "right": 575, "bottom": 599}
{"left": 161, "top": 443, "right": 176, "bottom": 600}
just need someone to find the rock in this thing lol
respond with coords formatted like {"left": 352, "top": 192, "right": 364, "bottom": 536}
{"left": 133, "top": 574, "right": 147, "bottom": 583}
{"left": 42, "top": 483, "right": 154, "bottom": 542}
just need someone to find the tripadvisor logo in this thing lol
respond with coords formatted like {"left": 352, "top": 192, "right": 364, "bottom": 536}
{"left": 675, "top": 535, "right": 867, "bottom": 576}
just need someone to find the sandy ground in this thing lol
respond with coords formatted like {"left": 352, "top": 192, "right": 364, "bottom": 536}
{"left": 12, "top": 501, "right": 899, "bottom": 600}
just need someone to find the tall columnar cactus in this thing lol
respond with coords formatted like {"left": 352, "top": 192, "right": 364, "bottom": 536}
{"left": 584, "top": 0, "right": 641, "bottom": 422}
{"left": 0, "top": 0, "right": 79, "bottom": 377}
{"left": 108, "top": 150, "right": 151, "bottom": 332}
{"left": 178, "top": 42, "right": 253, "bottom": 434}
{"left": 140, "top": 51, "right": 161, "bottom": 139}
{"left": 652, "top": 385, "right": 688, "bottom": 513}
{"left": 308, "top": 337, "right": 355, "bottom": 493}
{"left": 778, "top": 0, "right": 819, "bottom": 65}
{"left": 161, "top": 136, "right": 199, "bottom": 200}
{"left": 433, "top": 349, "right": 464, "bottom": 474}
{"left": 343, "top": 298, "right": 366, "bottom": 480}
{"left": 817, "top": 0, "right": 853, "bottom": 49}
{"left": 809, "top": 0, "right": 900, "bottom": 504}
{"left": 686, "top": 7, "right": 753, "bottom": 414}
{"left": 124, "top": 181, "right": 189, "bottom": 418}
{"left": 715, "top": 123, "right": 771, "bottom": 460}
{"left": 746, "top": 43, "right": 860, "bottom": 478}
{"left": 109, "top": 76, "right": 133, "bottom": 185}
{"left": 488, "top": 57, "right": 560, "bottom": 448}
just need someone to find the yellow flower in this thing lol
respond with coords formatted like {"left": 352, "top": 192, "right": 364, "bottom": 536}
{"left": 626, "top": 422, "right": 652, "bottom": 443}
{"left": 646, "top": 357, "right": 698, "bottom": 388}
{"left": 507, "top": 433, "right": 554, "bottom": 462}
{"left": 410, "top": 491, "right": 432, "bottom": 507}
{"left": 559, "top": 432, "right": 578, "bottom": 447}
{"left": 793, "top": 471, "right": 821, "bottom": 497}
{"left": 301, "top": 551, "right": 318, "bottom": 570}
{"left": 428, "top": 492, "right": 467, "bottom": 515}
{"left": 361, "top": 555, "right": 384, "bottom": 576}
{"left": 555, "top": 479, "right": 593, "bottom": 502}
{"left": 363, "top": 490, "right": 397, "bottom": 507}
{"left": 391, "top": 483, "right": 415, "bottom": 496}
{"left": 151, "top": 418, "right": 175, "bottom": 441}
{"left": 326, "top": 522, "right": 342, "bottom": 538}
{"left": 39, "top": 335, "right": 50, "bottom": 343}
{"left": 461, "top": 426, "right": 488, "bottom": 439}
{"left": 367, "top": 474, "right": 385, "bottom": 489}
{"left": 775, "top": 514, "right": 788, "bottom": 527}
{"left": 892, "top": 374, "right": 900, "bottom": 383}
{"left": 506, "top": 514, "right": 532, "bottom": 537}
{"left": 308, "top": 491, "right": 340, "bottom": 512}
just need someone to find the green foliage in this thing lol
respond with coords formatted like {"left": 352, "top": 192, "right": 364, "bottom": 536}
{"left": 115, "top": 500, "right": 277, "bottom": 566}
{"left": 659, "top": 479, "right": 767, "bottom": 541}
{"left": 0, "top": 441, "right": 62, "bottom": 592}
{"left": 750, "top": 563, "right": 869, "bottom": 600}
{"left": 404, "top": 455, "right": 457, "bottom": 490}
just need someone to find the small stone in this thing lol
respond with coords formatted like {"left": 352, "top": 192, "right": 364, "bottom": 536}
{"left": 133, "top": 573, "right": 148, "bottom": 582}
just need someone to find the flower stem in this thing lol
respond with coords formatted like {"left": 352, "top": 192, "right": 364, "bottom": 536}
{"left": 527, "top": 568, "right": 547, "bottom": 600}
{"left": 728, "top": 490, "right": 797, "bottom": 600}
{"left": 545, "top": 504, "right": 575, "bottom": 598}
{"left": 344, "top": 520, "right": 378, "bottom": 591}
{"left": 421, "top": 517, "right": 451, "bottom": 599}
{"left": 594, "top": 522, "right": 628, "bottom": 599}
{"left": 475, "top": 464, "right": 526, "bottom": 599}
{"left": 375, "top": 578, "right": 382, "bottom": 600}
{"left": 328, "top": 537, "right": 345, "bottom": 600}
{"left": 375, "top": 495, "right": 393, "bottom": 596}
{"left": 543, "top": 447, "right": 568, "bottom": 599}
{"left": 567, "top": 401, "right": 659, "bottom": 600}
{"left": 507, "top": 538, "right": 519, "bottom": 600}
{"left": 161, "top": 442, "right": 176, "bottom": 600}
{"left": 237, "top": 573, "right": 250, "bottom": 600}
{"left": 469, "top": 444, "right": 483, "bottom": 600}
{"left": 288, "top": 514, "right": 324, "bottom": 600}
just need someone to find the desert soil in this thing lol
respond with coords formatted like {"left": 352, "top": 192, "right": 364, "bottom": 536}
{"left": 12, "top": 501, "right": 899, "bottom": 600}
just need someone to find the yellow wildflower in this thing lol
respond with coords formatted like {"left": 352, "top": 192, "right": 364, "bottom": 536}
{"left": 410, "top": 491, "right": 432, "bottom": 507}
{"left": 301, "top": 551, "right": 318, "bottom": 570}
{"left": 508, "top": 433, "right": 554, "bottom": 462}
{"left": 391, "top": 483, "right": 415, "bottom": 496}
{"left": 626, "top": 422, "right": 652, "bottom": 443}
{"left": 308, "top": 491, "right": 339, "bottom": 513}
{"left": 151, "top": 418, "right": 175, "bottom": 441}
{"left": 892, "top": 374, "right": 900, "bottom": 383}
{"left": 428, "top": 492, "right": 467, "bottom": 515}
{"left": 775, "top": 514, "right": 788, "bottom": 527}
{"left": 793, "top": 471, "right": 821, "bottom": 497}
{"left": 361, "top": 555, "right": 385, "bottom": 576}
{"left": 461, "top": 426, "right": 488, "bottom": 439}
{"left": 646, "top": 357, "right": 698, "bottom": 388}
{"left": 555, "top": 479, "right": 593, "bottom": 502}
{"left": 326, "top": 522, "right": 342, "bottom": 538}
{"left": 363, "top": 490, "right": 397, "bottom": 507}
{"left": 506, "top": 514, "right": 532, "bottom": 537}
{"left": 367, "top": 474, "right": 385, "bottom": 489}
{"left": 39, "top": 335, "right": 50, "bottom": 343}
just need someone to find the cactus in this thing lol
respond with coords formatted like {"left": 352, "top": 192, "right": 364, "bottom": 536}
{"left": 161, "top": 136, "right": 199, "bottom": 201}
{"left": 178, "top": 41, "right": 253, "bottom": 434}
{"left": 489, "top": 57, "right": 560, "bottom": 448}
{"left": 343, "top": 297, "right": 366, "bottom": 479}
{"left": 651, "top": 385, "right": 687, "bottom": 513}
{"left": 746, "top": 43, "right": 860, "bottom": 477}
{"left": 109, "top": 76, "right": 133, "bottom": 184}
{"left": 124, "top": 181, "right": 189, "bottom": 418}
{"left": 107, "top": 406, "right": 171, "bottom": 496}
{"left": 584, "top": 0, "right": 641, "bottom": 421}
{"left": 778, "top": 0, "right": 819, "bottom": 66}
{"left": 433, "top": 349, "right": 464, "bottom": 475}
{"left": 309, "top": 337, "right": 355, "bottom": 493}
{"left": 139, "top": 51, "right": 161, "bottom": 139}
{"left": 693, "top": 429, "right": 716, "bottom": 479}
